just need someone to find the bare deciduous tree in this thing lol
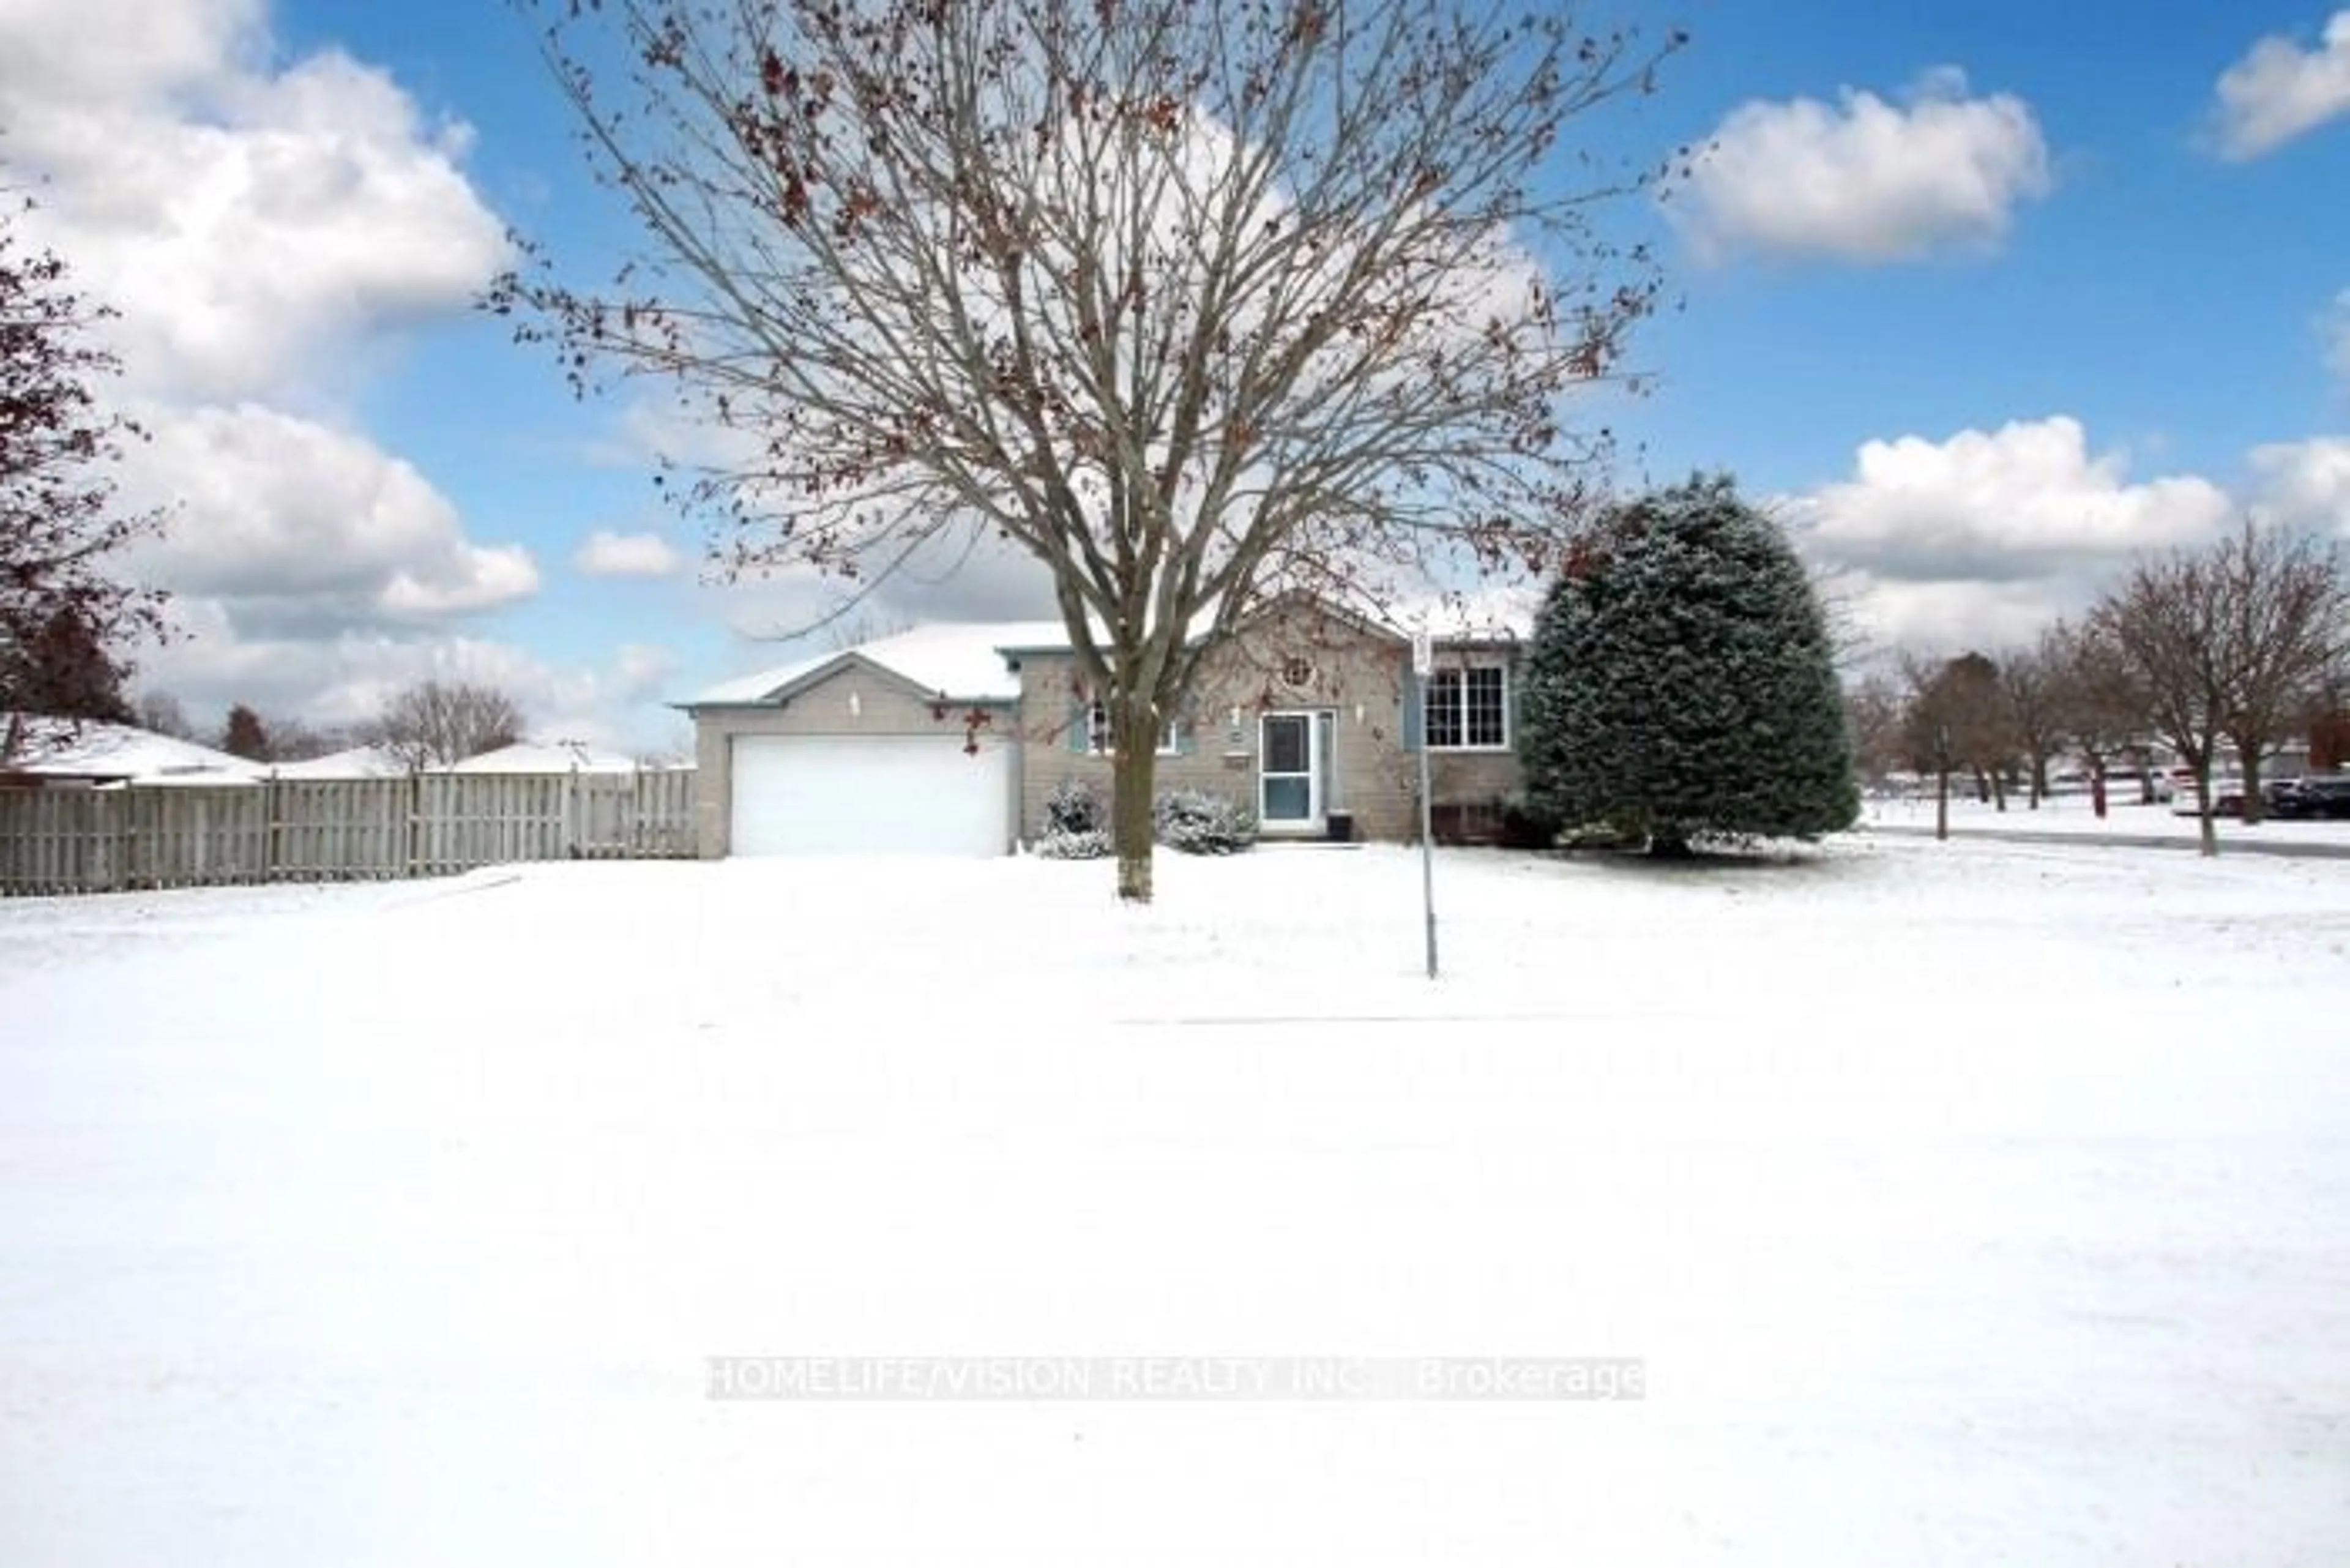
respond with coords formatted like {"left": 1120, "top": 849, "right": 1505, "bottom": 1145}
{"left": 263, "top": 716, "right": 359, "bottom": 763}
{"left": 1900, "top": 650, "right": 2007, "bottom": 835}
{"left": 2043, "top": 617, "right": 2154, "bottom": 815}
{"left": 1995, "top": 639, "right": 2064, "bottom": 808}
{"left": 365, "top": 681, "right": 526, "bottom": 771}
{"left": 1842, "top": 671, "right": 1906, "bottom": 792}
{"left": 220, "top": 703, "right": 270, "bottom": 762}
{"left": 2207, "top": 520, "right": 2346, "bottom": 824}
{"left": 2092, "top": 520, "right": 2346, "bottom": 849}
{"left": 2090, "top": 545, "right": 2231, "bottom": 854}
{"left": 496, "top": 0, "right": 1682, "bottom": 900}
{"left": 133, "top": 690, "right": 195, "bottom": 740}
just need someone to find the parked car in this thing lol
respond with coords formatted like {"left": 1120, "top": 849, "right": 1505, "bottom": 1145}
{"left": 2173, "top": 777, "right": 2246, "bottom": 818}
{"left": 2267, "top": 775, "right": 2350, "bottom": 820}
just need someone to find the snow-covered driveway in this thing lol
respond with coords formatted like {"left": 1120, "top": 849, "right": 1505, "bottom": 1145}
{"left": 4, "top": 839, "right": 2346, "bottom": 1564}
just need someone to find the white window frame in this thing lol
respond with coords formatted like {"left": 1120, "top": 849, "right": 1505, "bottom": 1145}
{"left": 1423, "top": 663, "right": 1509, "bottom": 751}
{"left": 1087, "top": 700, "right": 1184, "bottom": 757}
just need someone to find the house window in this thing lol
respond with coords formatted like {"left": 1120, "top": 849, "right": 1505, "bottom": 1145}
{"left": 1088, "top": 701, "right": 1183, "bottom": 756}
{"left": 1424, "top": 666, "right": 1507, "bottom": 749}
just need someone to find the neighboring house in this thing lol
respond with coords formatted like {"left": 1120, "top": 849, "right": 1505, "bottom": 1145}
{"left": 675, "top": 595, "right": 1529, "bottom": 857}
{"left": 269, "top": 744, "right": 414, "bottom": 780}
{"left": 268, "top": 740, "right": 650, "bottom": 778}
{"left": 448, "top": 741, "right": 643, "bottom": 775}
{"left": 0, "top": 716, "right": 272, "bottom": 788}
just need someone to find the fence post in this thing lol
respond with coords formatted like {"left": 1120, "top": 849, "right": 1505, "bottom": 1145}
{"left": 406, "top": 769, "right": 422, "bottom": 880}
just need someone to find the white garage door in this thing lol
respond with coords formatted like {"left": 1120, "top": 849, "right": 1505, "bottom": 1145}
{"left": 729, "top": 734, "right": 1013, "bottom": 856}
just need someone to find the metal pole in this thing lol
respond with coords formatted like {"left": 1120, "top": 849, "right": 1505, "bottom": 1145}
{"left": 1419, "top": 724, "right": 1438, "bottom": 979}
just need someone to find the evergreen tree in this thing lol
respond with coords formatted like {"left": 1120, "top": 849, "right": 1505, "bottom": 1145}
{"left": 220, "top": 704, "right": 270, "bottom": 761}
{"left": 2, "top": 602, "right": 133, "bottom": 723}
{"left": 1517, "top": 474, "right": 1858, "bottom": 856}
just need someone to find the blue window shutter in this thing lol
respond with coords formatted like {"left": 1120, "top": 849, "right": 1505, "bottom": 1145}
{"left": 1400, "top": 653, "right": 1423, "bottom": 752}
{"left": 1175, "top": 714, "right": 1196, "bottom": 756}
{"left": 1066, "top": 697, "right": 1088, "bottom": 754}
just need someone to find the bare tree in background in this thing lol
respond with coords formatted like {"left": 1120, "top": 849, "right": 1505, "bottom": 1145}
{"left": 2091, "top": 546, "right": 2232, "bottom": 854}
{"left": 220, "top": 703, "right": 270, "bottom": 761}
{"left": 1842, "top": 671, "right": 1906, "bottom": 793}
{"left": 1901, "top": 650, "right": 2008, "bottom": 833}
{"left": 262, "top": 716, "right": 358, "bottom": 763}
{"left": 2043, "top": 617, "right": 2154, "bottom": 815}
{"left": 2092, "top": 521, "right": 2346, "bottom": 849}
{"left": 2206, "top": 520, "right": 2346, "bottom": 824}
{"left": 133, "top": 690, "right": 195, "bottom": 740}
{"left": 1995, "top": 639, "right": 2063, "bottom": 808}
{"left": 496, "top": 0, "right": 1683, "bottom": 901}
{"left": 366, "top": 681, "right": 526, "bottom": 771}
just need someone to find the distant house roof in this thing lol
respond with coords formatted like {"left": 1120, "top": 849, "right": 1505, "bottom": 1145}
{"left": 449, "top": 741, "right": 641, "bottom": 774}
{"left": 269, "top": 744, "right": 413, "bottom": 780}
{"left": 1, "top": 717, "right": 272, "bottom": 786}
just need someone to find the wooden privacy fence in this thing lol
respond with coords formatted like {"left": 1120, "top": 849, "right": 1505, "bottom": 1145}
{"left": 0, "top": 770, "right": 698, "bottom": 897}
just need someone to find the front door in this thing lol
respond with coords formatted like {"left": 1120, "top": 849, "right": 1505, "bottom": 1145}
{"left": 1259, "top": 711, "right": 1322, "bottom": 830}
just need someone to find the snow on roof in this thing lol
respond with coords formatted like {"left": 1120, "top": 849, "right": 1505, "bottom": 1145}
{"left": 1, "top": 717, "right": 271, "bottom": 784}
{"left": 269, "top": 744, "right": 413, "bottom": 780}
{"left": 680, "top": 593, "right": 1528, "bottom": 712}
{"left": 448, "top": 741, "right": 642, "bottom": 775}
{"left": 686, "top": 621, "right": 1068, "bottom": 707}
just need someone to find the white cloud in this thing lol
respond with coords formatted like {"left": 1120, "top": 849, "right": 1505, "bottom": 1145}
{"left": 0, "top": 0, "right": 595, "bottom": 741}
{"left": 1675, "top": 68, "right": 2052, "bottom": 264}
{"left": 2248, "top": 437, "right": 2350, "bottom": 539}
{"left": 132, "top": 600, "right": 687, "bottom": 754}
{"left": 717, "top": 524, "right": 1060, "bottom": 643}
{"left": 1786, "top": 416, "right": 2237, "bottom": 654}
{"left": 2209, "top": 10, "right": 2350, "bottom": 160}
{"left": 121, "top": 404, "right": 538, "bottom": 624}
{"left": 575, "top": 530, "right": 685, "bottom": 578}
{"left": 0, "top": 1, "right": 509, "bottom": 404}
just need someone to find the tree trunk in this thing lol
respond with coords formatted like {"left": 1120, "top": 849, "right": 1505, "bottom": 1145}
{"left": 2193, "top": 765, "right": 2218, "bottom": 857}
{"left": 2238, "top": 742, "right": 2265, "bottom": 826}
{"left": 1935, "top": 764, "right": 1950, "bottom": 840}
{"left": 1110, "top": 699, "right": 1159, "bottom": 903}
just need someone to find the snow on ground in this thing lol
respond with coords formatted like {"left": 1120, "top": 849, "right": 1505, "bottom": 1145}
{"left": 2, "top": 839, "right": 2347, "bottom": 1564}
{"left": 1866, "top": 788, "right": 2350, "bottom": 849}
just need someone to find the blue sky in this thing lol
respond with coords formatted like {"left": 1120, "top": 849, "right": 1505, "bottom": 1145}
{"left": 4, "top": 0, "right": 2346, "bottom": 750}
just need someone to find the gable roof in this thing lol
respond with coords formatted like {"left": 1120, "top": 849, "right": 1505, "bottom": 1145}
{"left": 683, "top": 621, "right": 1067, "bottom": 709}
{"left": 680, "top": 589, "right": 1532, "bottom": 711}
{"left": 1, "top": 716, "right": 271, "bottom": 785}
{"left": 269, "top": 744, "right": 413, "bottom": 780}
{"left": 449, "top": 741, "right": 641, "bottom": 775}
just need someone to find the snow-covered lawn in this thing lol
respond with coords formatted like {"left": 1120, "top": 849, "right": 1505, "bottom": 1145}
{"left": 1867, "top": 788, "right": 2350, "bottom": 849}
{"left": 4, "top": 840, "right": 2347, "bottom": 1565}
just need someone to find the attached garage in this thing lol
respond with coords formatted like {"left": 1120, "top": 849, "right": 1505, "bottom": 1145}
{"left": 728, "top": 733, "right": 1012, "bottom": 857}
{"left": 679, "top": 622, "right": 1064, "bottom": 859}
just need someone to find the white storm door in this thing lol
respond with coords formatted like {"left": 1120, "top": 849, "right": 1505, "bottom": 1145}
{"left": 1259, "top": 712, "right": 1322, "bottom": 828}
